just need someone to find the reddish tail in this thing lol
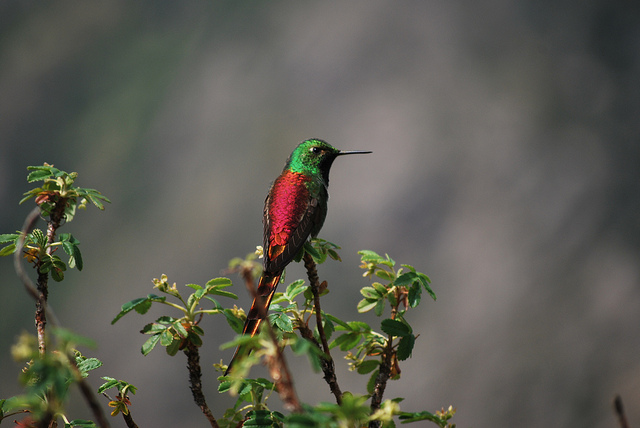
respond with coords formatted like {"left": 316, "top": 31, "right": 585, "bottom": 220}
{"left": 225, "top": 272, "right": 282, "bottom": 375}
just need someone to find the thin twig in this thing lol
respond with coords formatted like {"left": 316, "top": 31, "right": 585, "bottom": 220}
{"left": 302, "top": 253, "right": 331, "bottom": 355}
{"left": 15, "top": 207, "right": 111, "bottom": 428}
{"left": 368, "top": 287, "right": 402, "bottom": 428}
{"left": 614, "top": 395, "right": 630, "bottom": 428}
{"left": 302, "top": 253, "right": 343, "bottom": 405}
{"left": 368, "top": 336, "right": 393, "bottom": 428}
{"left": 240, "top": 268, "right": 303, "bottom": 413}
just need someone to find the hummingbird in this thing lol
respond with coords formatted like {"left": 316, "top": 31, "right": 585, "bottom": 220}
{"left": 225, "top": 138, "right": 371, "bottom": 375}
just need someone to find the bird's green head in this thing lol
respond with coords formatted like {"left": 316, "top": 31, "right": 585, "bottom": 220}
{"left": 285, "top": 138, "right": 371, "bottom": 183}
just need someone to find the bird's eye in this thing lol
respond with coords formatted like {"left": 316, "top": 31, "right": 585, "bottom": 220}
{"left": 310, "top": 147, "right": 321, "bottom": 154}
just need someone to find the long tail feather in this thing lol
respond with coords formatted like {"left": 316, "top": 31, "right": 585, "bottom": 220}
{"left": 225, "top": 272, "right": 282, "bottom": 375}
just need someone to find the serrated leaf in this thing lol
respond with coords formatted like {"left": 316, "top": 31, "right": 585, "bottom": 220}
{"left": 360, "top": 286, "right": 382, "bottom": 299}
{"left": 207, "top": 289, "right": 238, "bottom": 299}
{"left": 397, "top": 334, "right": 415, "bottom": 361}
{"left": 374, "top": 298, "right": 385, "bottom": 316}
{"left": 375, "top": 270, "right": 394, "bottom": 281}
{"left": 358, "top": 250, "right": 383, "bottom": 263}
{"left": 97, "top": 378, "right": 119, "bottom": 393}
{"left": 112, "top": 294, "right": 165, "bottom": 324}
{"left": 381, "top": 319, "right": 411, "bottom": 337}
{"left": 0, "top": 234, "right": 19, "bottom": 244}
{"left": 357, "top": 298, "right": 378, "bottom": 313}
{"left": 141, "top": 323, "right": 168, "bottom": 334}
{"left": 394, "top": 272, "right": 419, "bottom": 287}
{"left": 332, "top": 332, "right": 361, "bottom": 351}
{"left": 357, "top": 359, "right": 380, "bottom": 374}
{"left": 285, "top": 279, "right": 306, "bottom": 299}
{"left": 408, "top": 282, "right": 421, "bottom": 307}
{"left": 173, "top": 321, "right": 189, "bottom": 338}
{"left": 304, "top": 241, "right": 322, "bottom": 262}
{"left": 346, "top": 321, "right": 371, "bottom": 332}
{"left": 0, "top": 244, "right": 16, "bottom": 256}
{"left": 188, "top": 332, "right": 202, "bottom": 347}
{"left": 76, "top": 357, "right": 103, "bottom": 377}
{"left": 223, "top": 309, "right": 245, "bottom": 334}
{"left": 166, "top": 338, "right": 181, "bottom": 356}
{"left": 323, "top": 316, "right": 335, "bottom": 341}
{"left": 206, "top": 277, "right": 233, "bottom": 287}
{"left": 273, "top": 313, "right": 294, "bottom": 333}
{"left": 27, "top": 167, "right": 56, "bottom": 183}
{"left": 141, "top": 334, "right": 162, "bottom": 355}
{"left": 217, "top": 380, "right": 232, "bottom": 392}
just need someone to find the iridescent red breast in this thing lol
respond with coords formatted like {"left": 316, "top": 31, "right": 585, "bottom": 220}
{"left": 266, "top": 171, "right": 311, "bottom": 260}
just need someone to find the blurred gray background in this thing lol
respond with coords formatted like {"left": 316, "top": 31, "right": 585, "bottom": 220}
{"left": 1, "top": 1, "right": 639, "bottom": 427}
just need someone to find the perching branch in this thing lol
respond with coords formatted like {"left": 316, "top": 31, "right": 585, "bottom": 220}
{"left": 184, "top": 341, "right": 219, "bottom": 428}
{"left": 302, "top": 252, "right": 343, "bottom": 405}
{"left": 368, "top": 287, "right": 402, "bottom": 428}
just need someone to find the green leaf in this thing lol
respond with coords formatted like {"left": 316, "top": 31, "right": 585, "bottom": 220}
{"left": 141, "top": 334, "right": 162, "bottom": 355}
{"left": 375, "top": 269, "right": 395, "bottom": 281}
{"left": 397, "top": 334, "right": 415, "bottom": 361}
{"left": 173, "top": 321, "right": 189, "bottom": 338}
{"left": 222, "top": 308, "right": 245, "bottom": 334}
{"left": 166, "top": 338, "right": 181, "bottom": 356}
{"left": 0, "top": 243, "right": 16, "bottom": 256}
{"left": 26, "top": 166, "right": 58, "bottom": 182}
{"left": 408, "top": 282, "right": 421, "bottom": 307}
{"left": 346, "top": 321, "right": 371, "bottom": 332}
{"left": 75, "top": 357, "right": 103, "bottom": 377}
{"left": 360, "top": 286, "right": 382, "bottom": 299}
{"left": 371, "top": 281, "right": 388, "bottom": 295}
{"left": 324, "top": 313, "right": 350, "bottom": 330}
{"left": 367, "top": 369, "right": 379, "bottom": 395}
{"left": 285, "top": 279, "right": 307, "bottom": 300}
{"left": 394, "top": 272, "right": 419, "bottom": 287}
{"left": 0, "top": 233, "right": 19, "bottom": 244}
{"left": 65, "top": 419, "right": 96, "bottom": 428}
{"left": 97, "top": 377, "right": 119, "bottom": 393}
{"left": 381, "top": 319, "right": 411, "bottom": 337}
{"left": 60, "top": 234, "right": 83, "bottom": 271}
{"left": 160, "top": 329, "right": 174, "bottom": 346}
{"left": 112, "top": 294, "right": 166, "bottom": 324}
{"left": 272, "top": 313, "right": 294, "bottom": 333}
{"left": 207, "top": 288, "right": 238, "bottom": 299}
{"left": 374, "top": 298, "right": 385, "bottom": 316}
{"left": 206, "top": 277, "right": 233, "bottom": 287}
{"left": 357, "top": 359, "right": 379, "bottom": 374}
{"left": 304, "top": 241, "right": 322, "bottom": 262}
{"left": 398, "top": 410, "right": 444, "bottom": 424}
{"left": 188, "top": 331, "right": 203, "bottom": 347}
{"left": 357, "top": 298, "right": 378, "bottom": 313}
{"left": 358, "top": 250, "right": 384, "bottom": 263}
{"left": 332, "top": 332, "right": 361, "bottom": 351}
